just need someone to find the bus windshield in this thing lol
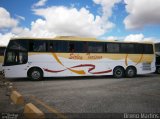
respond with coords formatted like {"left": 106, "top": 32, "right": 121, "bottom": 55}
{"left": 4, "top": 40, "right": 28, "bottom": 66}
{"left": 4, "top": 51, "right": 27, "bottom": 66}
{"left": 7, "top": 40, "right": 28, "bottom": 51}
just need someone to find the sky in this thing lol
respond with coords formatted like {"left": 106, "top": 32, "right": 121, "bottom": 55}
{"left": 0, "top": 0, "right": 160, "bottom": 46}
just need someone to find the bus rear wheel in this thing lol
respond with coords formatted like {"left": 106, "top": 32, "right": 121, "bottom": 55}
{"left": 113, "top": 66, "right": 125, "bottom": 78}
{"left": 125, "top": 66, "right": 136, "bottom": 78}
{"left": 28, "top": 68, "right": 43, "bottom": 81}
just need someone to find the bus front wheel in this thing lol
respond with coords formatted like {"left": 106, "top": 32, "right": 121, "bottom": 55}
{"left": 125, "top": 66, "right": 136, "bottom": 78}
{"left": 113, "top": 66, "right": 125, "bottom": 78}
{"left": 28, "top": 68, "right": 43, "bottom": 81}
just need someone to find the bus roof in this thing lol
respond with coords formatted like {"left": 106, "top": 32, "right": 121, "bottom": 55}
{"left": 10, "top": 36, "right": 97, "bottom": 42}
{"left": 10, "top": 36, "right": 154, "bottom": 44}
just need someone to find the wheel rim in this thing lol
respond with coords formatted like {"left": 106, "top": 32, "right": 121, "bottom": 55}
{"left": 128, "top": 69, "right": 134, "bottom": 77}
{"left": 115, "top": 69, "right": 122, "bottom": 77}
{"left": 31, "top": 70, "right": 40, "bottom": 80}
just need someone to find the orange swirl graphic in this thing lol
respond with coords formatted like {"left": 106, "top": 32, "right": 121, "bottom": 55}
{"left": 125, "top": 54, "right": 128, "bottom": 66}
{"left": 43, "top": 53, "right": 112, "bottom": 75}
{"left": 136, "top": 54, "right": 143, "bottom": 65}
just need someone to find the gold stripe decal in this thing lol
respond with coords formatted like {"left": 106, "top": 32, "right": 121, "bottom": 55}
{"left": 52, "top": 53, "right": 63, "bottom": 65}
{"left": 125, "top": 54, "right": 144, "bottom": 66}
{"left": 125, "top": 54, "right": 128, "bottom": 66}
{"left": 136, "top": 54, "right": 143, "bottom": 65}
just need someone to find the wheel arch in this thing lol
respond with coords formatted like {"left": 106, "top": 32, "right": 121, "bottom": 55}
{"left": 27, "top": 66, "right": 44, "bottom": 78}
{"left": 113, "top": 65, "right": 125, "bottom": 72}
{"left": 126, "top": 65, "right": 137, "bottom": 74}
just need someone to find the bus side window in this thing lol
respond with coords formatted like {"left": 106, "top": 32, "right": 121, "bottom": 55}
{"left": 88, "top": 42, "right": 104, "bottom": 53}
{"left": 29, "top": 42, "right": 34, "bottom": 51}
{"left": 59, "top": 41, "right": 68, "bottom": 52}
{"left": 29, "top": 40, "right": 46, "bottom": 52}
{"left": 75, "top": 42, "right": 84, "bottom": 53}
{"left": 69, "top": 42, "right": 75, "bottom": 52}
{"left": 134, "top": 44, "right": 143, "bottom": 54}
{"left": 107, "top": 43, "right": 120, "bottom": 53}
{"left": 37, "top": 41, "right": 46, "bottom": 52}
{"left": 48, "top": 42, "right": 54, "bottom": 52}
{"left": 83, "top": 42, "right": 88, "bottom": 53}
{"left": 143, "top": 44, "right": 153, "bottom": 54}
{"left": 120, "top": 43, "right": 134, "bottom": 53}
{"left": 68, "top": 41, "right": 86, "bottom": 53}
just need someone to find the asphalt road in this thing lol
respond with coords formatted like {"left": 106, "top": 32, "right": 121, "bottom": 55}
{"left": 5, "top": 74, "right": 160, "bottom": 115}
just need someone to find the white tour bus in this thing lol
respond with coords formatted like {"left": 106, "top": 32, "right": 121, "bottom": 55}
{"left": 3, "top": 36, "right": 155, "bottom": 80}
{"left": 155, "top": 43, "right": 160, "bottom": 73}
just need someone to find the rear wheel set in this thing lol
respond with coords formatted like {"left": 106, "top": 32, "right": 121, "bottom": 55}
{"left": 125, "top": 67, "right": 136, "bottom": 78}
{"left": 113, "top": 67, "right": 125, "bottom": 78}
{"left": 113, "top": 66, "right": 136, "bottom": 78}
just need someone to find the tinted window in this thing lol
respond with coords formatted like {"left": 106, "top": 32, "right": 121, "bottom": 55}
{"left": 68, "top": 41, "right": 85, "bottom": 53}
{"left": 29, "top": 40, "right": 47, "bottom": 52}
{"left": 107, "top": 43, "right": 120, "bottom": 53}
{"left": 8, "top": 40, "right": 28, "bottom": 51}
{"left": 48, "top": 40, "right": 68, "bottom": 52}
{"left": 83, "top": 42, "right": 88, "bottom": 53}
{"left": 121, "top": 44, "right": 134, "bottom": 53}
{"left": 68, "top": 42, "right": 75, "bottom": 52}
{"left": 88, "top": 42, "right": 104, "bottom": 53}
{"left": 143, "top": 44, "right": 153, "bottom": 54}
{"left": 48, "top": 41, "right": 54, "bottom": 52}
{"left": 74, "top": 42, "right": 85, "bottom": 52}
{"left": 58, "top": 41, "right": 68, "bottom": 52}
{"left": 134, "top": 44, "right": 143, "bottom": 54}
{"left": 4, "top": 51, "right": 27, "bottom": 66}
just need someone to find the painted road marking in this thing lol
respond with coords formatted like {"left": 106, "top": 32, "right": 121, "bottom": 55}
{"left": 30, "top": 95, "right": 67, "bottom": 119}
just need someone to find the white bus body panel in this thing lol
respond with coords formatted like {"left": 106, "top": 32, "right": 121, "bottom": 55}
{"left": 4, "top": 53, "right": 156, "bottom": 78}
{"left": 4, "top": 64, "right": 28, "bottom": 78}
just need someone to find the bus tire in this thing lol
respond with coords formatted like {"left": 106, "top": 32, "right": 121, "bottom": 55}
{"left": 28, "top": 67, "right": 43, "bottom": 81}
{"left": 125, "top": 66, "right": 137, "bottom": 78}
{"left": 156, "top": 67, "right": 160, "bottom": 74}
{"left": 113, "top": 66, "right": 125, "bottom": 78}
